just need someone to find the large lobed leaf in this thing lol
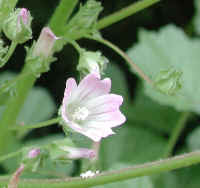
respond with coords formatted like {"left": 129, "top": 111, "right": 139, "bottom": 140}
{"left": 128, "top": 25, "right": 200, "bottom": 114}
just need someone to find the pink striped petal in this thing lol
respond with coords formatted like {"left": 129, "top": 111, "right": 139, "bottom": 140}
{"left": 87, "top": 111, "right": 126, "bottom": 128}
{"left": 84, "top": 94, "right": 123, "bottom": 114}
{"left": 72, "top": 74, "right": 111, "bottom": 103}
{"left": 64, "top": 78, "right": 77, "bottom": 99}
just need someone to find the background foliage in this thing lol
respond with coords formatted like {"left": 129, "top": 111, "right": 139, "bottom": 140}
{"left": 1, "top": 0, "right": 200, "bottom": 187}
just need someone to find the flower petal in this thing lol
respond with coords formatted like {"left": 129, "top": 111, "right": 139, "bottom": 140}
{"left": 85, "top": 94, "right": 123, "bottom": 114}
{"left": 87, "top": 111, "right": 126, "bottom": 128}
{"left": 71, "top": 74, "right": 111, "bottom": 104}
{"left": 61, "top": 78, "right": 78, "bottom": 123}
{"left": 83, "top": 127, "right": 114, "bottom": 142}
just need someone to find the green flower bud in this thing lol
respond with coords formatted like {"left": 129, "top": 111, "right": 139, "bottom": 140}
{"left": 22, "top": 147, "right": 48, "bottom": 172}
{"left": 32, "top": 27, "right": 58, "bottom": 58}
{"left": 154, "top": 68, "right": 182, "bottom": 96}
{"left": 77, "top": 51, "right": 108, "bottom": 77}
{"left": 3, "top": 8, "right": 32, "bottom": 43}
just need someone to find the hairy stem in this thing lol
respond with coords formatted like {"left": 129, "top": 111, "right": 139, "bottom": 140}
{"left": 0, "top": 151, "right": 200, "bottom": 187}
{"left": 97, "top": 0, "right": 160, "bottom": 29}
{"left": 10, "top": 117, "right": 61, "bottom": 130}
{"left": 0, "top": 149, "right": 22, "bottom": 163}
{"left": 49, "top": 0, "right": 79, "bottom": 35}
{"left": 85, "top": 36, "right": 153, "bottom": 84}
{"left": 163, "top": 112, "right": 191, "bottom": 158}
{"left": 0, "top": 41, "right": 17, "bottom": 68}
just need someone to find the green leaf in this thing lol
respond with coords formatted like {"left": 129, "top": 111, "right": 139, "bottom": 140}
{"left": 194, "top": 0, "right": 200, "bottom": 35}
{"left": 100, "top": 125, "right": 167, "bottom": 170}
{"left": 186, "top": 127, "right": 200, "bottom": 151}
{"left": 104, "top": 63, "right": 129, "bottom": 102}
{"left": 105, "top": 64, "right": 180, "bottom": 133}
{"left": 17, "top": 87, "right": 56, "bottom": 125}
{"left": 17, "top": 86, "right": 56, "bottom": 138}
{"left": 127, "top": 85, "right": 181, "bottom": 133}
{"left": 127, "top": 25, "right": 200, "bottom": 113}
{"left": 153, "top": 172, "right": 179, "bottom": 188}
{"left": 174, "top": 165, "right": 200, "bottom": 188}
{"left": 95, "top": 163, "right": 154, "bottom": 188}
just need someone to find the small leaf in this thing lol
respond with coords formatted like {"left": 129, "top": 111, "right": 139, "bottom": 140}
{"left": 65, "top": 0, "right": 103, "bottom": 39}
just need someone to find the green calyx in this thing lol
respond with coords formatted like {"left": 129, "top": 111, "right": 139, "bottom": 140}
{"left": 65, "top": 0, "right": 103, "bottom": 39}
{"left": 77, "top": 51, "right": 108, "bottom": 77}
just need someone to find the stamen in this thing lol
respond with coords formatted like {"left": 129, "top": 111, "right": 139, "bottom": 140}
{"left": 72, "top": 107, "right": 89, "bottom": 121}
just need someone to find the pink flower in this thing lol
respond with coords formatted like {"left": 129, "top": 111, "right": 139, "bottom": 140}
{"left": 18, "top": 8, "right": 29, "bottom": 25}
{"left": 32, "top": 27, "right": 59, "bottom": 58}
{"left": 28, "top": 148, "right": 40, "bottom": 158}
{"left": 61, "top": 73, "right": 126, "bottom": 142}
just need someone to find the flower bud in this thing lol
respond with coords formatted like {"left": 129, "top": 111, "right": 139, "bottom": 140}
{"left": 77, "top": 51, "right": 108, "bottom": 77}
{"left": 28, "top": 148, "right": 40, "bottom": 159}
{"left": 60, "top": 146, "right": 96, "bottom": 159}
{"left": 32, "top": 27, "right": 58, "bottom": 58}
{"left": 154, "top": 68, "right": 182, "bottom": 96}
{"left": 3, "top": 8, "right": 32, "bottom": 43}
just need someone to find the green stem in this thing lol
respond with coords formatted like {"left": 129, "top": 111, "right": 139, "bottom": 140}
{"left": 0, "top": 150, "right": 22, "bottom": 163}
{"left": 85, "top": 36, "right": 153, "bottom": 84}
{"left": 163, "top": 112, "right": 191, "bottom": 158}
{"left": 0, "top": 151, "right": 200, "bottom": 187}
{"left": 96, "top": 0, "right": 160, "bottom": 29}
{"left": 11, "top": 117, "right": 61, "bottom": 130}
{"left": 49, "top": 0, "right": 79, "bottom": 35}
{"left": 0, "top": 41, "right": 17, "bottom": 68}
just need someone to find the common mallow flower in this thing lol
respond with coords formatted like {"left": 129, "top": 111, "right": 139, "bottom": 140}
{"left": 61, "top": 73, "right": 126, "bottom": 142}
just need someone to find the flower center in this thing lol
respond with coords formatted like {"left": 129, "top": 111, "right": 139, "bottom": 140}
{"left": 72, "top": 107, "right": 89, "bottom": 121}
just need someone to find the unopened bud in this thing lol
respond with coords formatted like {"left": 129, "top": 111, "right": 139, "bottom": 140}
{"left": 3, "top": 8, "right": 32, "bottom": 43}
{"left": 77, "top": 51, "right": 108, "bottom": 77}
{"left": 60, "top": 146, "right": 96, "bottom": 159}
{"left": 154, "top": 68, "right": 182, "bottom": 96}
{"left": 32, "top": 27, "right": 58, "bottom": 58}
{"left": 28, "top": 148, "right": 40, "bottom": 159}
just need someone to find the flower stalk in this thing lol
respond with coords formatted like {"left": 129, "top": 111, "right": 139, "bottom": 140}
{"left": 96, "top": 0, "right": 160, "bottom": 29}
